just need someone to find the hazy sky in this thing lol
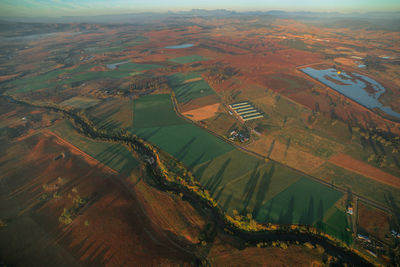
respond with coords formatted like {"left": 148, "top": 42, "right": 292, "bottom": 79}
{"left": 1, "top": 0, "right": 399, "bottom": 17}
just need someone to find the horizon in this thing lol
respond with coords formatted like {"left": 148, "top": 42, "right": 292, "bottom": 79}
{"left": 1, "top": 0, "right": 400, "bottom": 18}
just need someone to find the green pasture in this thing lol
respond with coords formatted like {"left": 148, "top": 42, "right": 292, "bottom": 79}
{"left": 133, "top": 94, "right": 185, "bottom": 128}
{"left": 255, "top": 178, "right": 343, "bottom": 225}
{"left": 317, "top": 207, "right": 352, "bottom": 244}
{"left": 192, "top": 150, "right": 302, "bottom": 214}
{"left": 168, "top": 73, "right": 216, "bottom": 103}
{"left": 50, "top": 120, "right": 138, "bottom": 173}
{"left": 87, "top": 98, "right": 133, "bottom": 130}
{"left": 169, "top": 55, "right": 208, "bottom": 64}
{"left": 312, "top": 162, "right": 400, "bottom": 208}
{"left": 9, "top": 62, "right": 161, "bottom": 93}
{"left": 131, "top": 123, "right": 234, "bottom": 167}
{"left": 60, "top": 96, "right": 100, "bottom": 110}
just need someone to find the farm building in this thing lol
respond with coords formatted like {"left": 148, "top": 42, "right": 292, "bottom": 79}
{"left": 229, "top": 101, "right": 263, "bottom": 121}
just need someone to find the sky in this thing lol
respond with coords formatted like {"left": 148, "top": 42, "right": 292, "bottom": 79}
{"left": 1, "top": 0, "right": 399, "bottom": 17}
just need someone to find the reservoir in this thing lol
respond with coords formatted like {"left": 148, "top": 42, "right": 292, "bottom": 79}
{"left": 106, "top": 61, "right": 130, "bottom": 70}
{"left": 165, "top": 44, "right": 194, "bottom": 49}
{"left": 301, "top": 67, "right": 400, "bottom": 119}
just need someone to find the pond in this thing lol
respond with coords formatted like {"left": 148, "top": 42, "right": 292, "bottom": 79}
{"left": 301, "top": 67, "right": 400, "bottom": 119}
{"left": 164, "top": 44, "right": 194, "bottom": 49}
{"left": 106, "top": 61, "right": 130, "bottom": 70}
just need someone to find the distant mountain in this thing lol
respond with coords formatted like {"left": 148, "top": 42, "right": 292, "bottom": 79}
{"left": 1, "top": 9, "right": 399, "bottom": 25}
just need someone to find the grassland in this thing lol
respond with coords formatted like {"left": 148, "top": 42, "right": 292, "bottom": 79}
{"left": 312, "top": 162, "right": 400, "bottom": 208}
{"left": 319, "top": 208, "right": 352, "bottom": 244}
{"left": 255, "top": 178, "right": 343, "bottom": 225}
{"left": 168, "top": 55, "right": 208, "bottom": 64}
{"left": 50, "top": 120, "right": 138, "bottom": 173}
{"left": 8, "top": 65, "right": 93, "bottom": 93}
{"left": 168, "top": 73, "right": 216, "bottom": 103}
{"left": 8, "top": 62, "right": 161, "bottom": 93}
{"left": 60, "top": 96, "right": 100, "bottom": 110}
{"left": 133, "top": 94, "right": 186, "bottom": 128}
{"left": 132, "top": 124, "right": 234, "bottom": 167}
{"left": 87, "top": 98, "right": 133, "bottom": 130}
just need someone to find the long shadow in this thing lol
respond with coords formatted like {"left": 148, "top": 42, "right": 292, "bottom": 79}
{"left": 253, "top": 164, "right": 274, "bottom": 218}
{"left": 267, "top": 139, "right": 275, "bottom": 158}
{"left": 299, "top": 196, "right": 315, "bottom": 225}
{"left": 208, "top": 158, "right": 231, "bottom": 195}
{"left": 284, "top": 138, "right": 291, "bottom": 159}
{"left": 189, "top": 152, "right": 205, "bottom": 169}
{"left": 222, "top": 193, "right": 233, "bottom": 212}
{"left": 176, "top": 137, "right": 197, "bottom": 161}
{"left": 139, "top": 127, "right": 162, "bottom": 140}
{"left": 241, "top": 168, "right": 261, "bottom": 213}
{"left": 315, "top": 199, "right": 325, "bottom": 229}
{"left": 193, "top": 160, "right": 212, "bottom": 182}
{"left": 278, "top": 196, "right": 295, "bottom": 224}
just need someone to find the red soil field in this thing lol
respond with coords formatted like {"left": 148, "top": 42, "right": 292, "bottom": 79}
{"left": 329, "top": 154, "right": 400, "bottom": 188}
{"left": 183, "top": 103, "right": 220, "bottom": 121}
{"left": 43, "top": 130, "right": 118, "bottom": 174}
{"left": 358, "top": 202, "right": 392, "bottom": 242}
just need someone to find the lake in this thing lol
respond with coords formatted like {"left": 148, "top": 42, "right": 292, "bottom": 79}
{"left": 164, "top": 44, "right": 194, "bottom": 49}
{"left": 301, "top": 67, "right": 400, "bottom": 119}
{"left": 106, "top": 61, "right": 130, "bottom": 70}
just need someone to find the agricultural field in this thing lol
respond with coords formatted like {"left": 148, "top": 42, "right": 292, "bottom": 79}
{"left": 132, "top": 94, "right": 186, "bottom": 128}
{"left": 49, "top": 120, "right": 138, "bottom": 173}
{"left": 357, "top": 203, "right": 392, "bottom": 242}
{"left": 168, "top": 73, "right": 217, "bottom": 103}
{"left": 312, "top": 162, "right": 400, "bottom": 208}
{"left": 255, "top": 178, "right": 343, "bottom": 225}
{"left": 169, "top": 55, "right": 208, "bottom": 64}
{"left": 60, "top": 96, "right": 100, "bottom": 110}
{"left": 319, "top": 207, "right": 352, "bottom": 244}
{"left": 1, "top": 12, "right": 400, "bottom": 265}
{"left": 0, "top": 125, "right": 203, "bottom": 266}
{"left": 86, "top": 98, "right": 133, "bottom": 130}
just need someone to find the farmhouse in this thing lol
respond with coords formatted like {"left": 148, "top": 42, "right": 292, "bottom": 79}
{"left": 229, "top": 101, "right": 264, "bottom": 121}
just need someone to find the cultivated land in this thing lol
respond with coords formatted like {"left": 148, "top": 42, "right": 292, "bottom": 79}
{"left": 1, "top": 13, "right": 400, "bottom": 265}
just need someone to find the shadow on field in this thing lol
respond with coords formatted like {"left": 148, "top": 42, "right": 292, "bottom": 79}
{"left": 176, "top": 137, "right": 197, "bottom": 162}
{"left": 205, "top": 158, "right": 231, "bottom": 196}
{"left": 253, "top": 164, "right": 274, "bottom": 218}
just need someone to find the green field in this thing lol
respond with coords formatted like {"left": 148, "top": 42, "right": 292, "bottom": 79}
{"left": 87, "top": 98, "right": 133, "bottom": 130}
{"left": 50, "top": 120, "right": 138, "bottom": 173}
{"left": 133, "top": 94, "right": 186, "bottom": 128}
{"left": 169, "top": 55, "right": 208, "bottom": 64}
{"left": 60, "top": 97, "right": 100, "bottom": 110}
{"left": 312, "top": 162, "right": 400, "bottom": 208}
{"left": 255, "top": 178, "right": 343, "bottom": 225}
{"left": 319, "top": 207, "right": 352, "bottom": 244}
{"left": 168, "top": 73, "right": 216, "bottom": 103}
{"left": 192, "top": 150, "right": 302, "bottom": 214}
{"left": 9, "top": 62, "right": 161, "bottom": 93}
{"left": 131, "top": 93, "right": 234, "bottom": 167}
{"left": 9, "top": 65, "right": 93, "bottom": 93}
{"left": 132, "top": 124, "right": 234, "bottom": 167}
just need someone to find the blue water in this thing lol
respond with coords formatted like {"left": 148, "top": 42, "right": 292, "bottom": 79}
{"left": 106, "top": 61, "right": 130, "bottom": 70}
{"left": 301, "top": 67, "right": 400, "bottom": 119}
{"left": 164, "top": 44, "right": 194, "bottom": 49}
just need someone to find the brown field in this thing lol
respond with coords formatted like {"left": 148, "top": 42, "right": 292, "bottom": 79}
{"left": 43, "top": 130, "right": 118, "bottom": 174}
{"left": 329, "top": 154, "right": 400, "bottom": 188}
{"left": 208, "top": 235, "right": 323, "bottom": 266}
{"left": 179, "top": 94, "right": 220, "bottom": 113}
{"left": 247, "top": 135, "right": 327, "bottom": 174}
{"left": 184, "top": 77, "right": 203, "bottom": 83}
{"left": 358, "top": 202, "right": 392, "bottom": 242}
{"left": 0, "top": 129, "right": 202, "bottom": 266}
{"left": 183, "top": 103, "right": 220, "bottom": 121}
